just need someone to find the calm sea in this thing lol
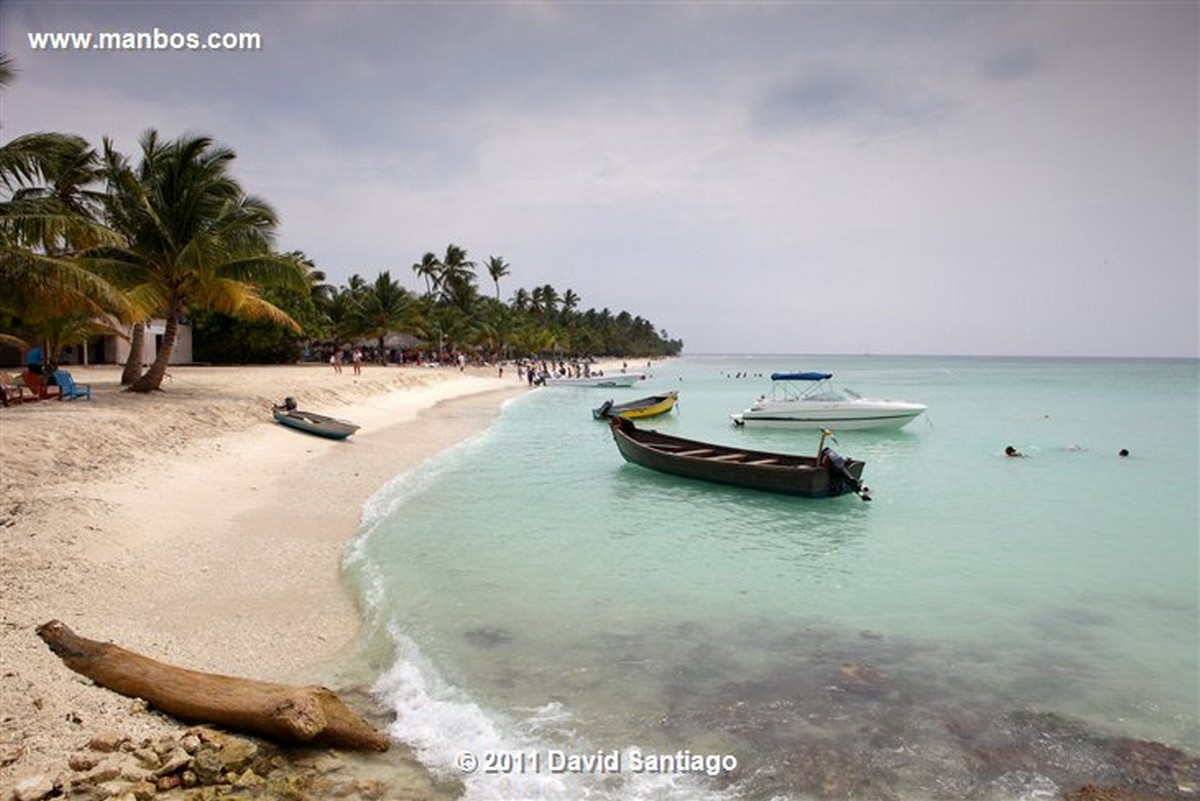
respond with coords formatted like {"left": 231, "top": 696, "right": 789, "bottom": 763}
{"left": 343, "top": 355, "right": 1199, "bottom": 801}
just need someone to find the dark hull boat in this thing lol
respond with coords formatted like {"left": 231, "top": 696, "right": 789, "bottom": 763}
{"left": 608, "top": 417, "right": 869, "bottom": 500}
{"left": 272, "top": 399, "right": 359, "bottom": 440}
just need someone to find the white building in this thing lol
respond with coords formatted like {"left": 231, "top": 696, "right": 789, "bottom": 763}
{"left": 71, "top": 318, "right": 193, "bottom": 366}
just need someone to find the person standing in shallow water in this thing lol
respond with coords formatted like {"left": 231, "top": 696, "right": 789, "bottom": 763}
{"left": 1005, "top": 445, "right": 1025, "bottom": 458}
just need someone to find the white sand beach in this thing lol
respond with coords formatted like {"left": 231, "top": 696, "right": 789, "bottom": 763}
{"left": 0, "top": 362, "right": 530, "bottom": 794}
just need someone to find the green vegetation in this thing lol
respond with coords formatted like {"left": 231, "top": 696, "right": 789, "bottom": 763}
{"left": 194, "top": 244, "right": 683, "bottom": 364}
{"left": 0, "top": 53, "right": 681, "bottom": 378}
{"left": 291, "top": 244, "right": 682, "bottom": 365}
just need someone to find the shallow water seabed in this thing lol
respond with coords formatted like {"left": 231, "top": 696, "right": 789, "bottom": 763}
{"left": 359, "top": 611, "right": 1200, "bottom": 801}
{"left": 345, "top": 356, "right": 1199, "bottom": 801}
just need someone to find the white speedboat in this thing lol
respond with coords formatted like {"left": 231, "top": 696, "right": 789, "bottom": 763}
{"left": 541, "top": 373, "right": 642, "bottom": 388}
{"left": 731, "top": 372, "right": 926, "bottom": 431}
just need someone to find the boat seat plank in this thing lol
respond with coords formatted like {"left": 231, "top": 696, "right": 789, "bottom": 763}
{"left": 744, "top": 458, "right": 780, "bottom": 465}
{"left": 709, "top": 453, "right": 748, "bottom": 462}
{"left": 676, "top": 448, "right": 715, "bottom": 457}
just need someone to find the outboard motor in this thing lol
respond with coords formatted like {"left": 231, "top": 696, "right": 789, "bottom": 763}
{"left": 597, "top": 399, "right": 614, "bottom": 418}
{"left": 283, "top": 396, "right": 298, "bottom": 411}
{"left": 820, "top": 447, "right": 871, "bottom": 501}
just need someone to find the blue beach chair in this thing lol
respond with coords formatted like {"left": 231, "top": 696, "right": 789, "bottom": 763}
{"left": 53, "top": 369, "right": 92, "bottom": 401}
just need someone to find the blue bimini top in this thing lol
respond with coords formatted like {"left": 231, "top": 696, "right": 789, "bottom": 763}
{"left": 770, "top": 372, "right": 833, "bottom": 382}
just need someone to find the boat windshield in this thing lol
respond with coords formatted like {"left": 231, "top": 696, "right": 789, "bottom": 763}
{"left": 768, "top": 376, "right": 848, "bottom": 402}
{"left": 804, "top": 389, "right": 849, "bottom": 402}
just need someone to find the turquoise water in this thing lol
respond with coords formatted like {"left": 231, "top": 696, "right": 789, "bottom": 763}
{"left": 344, "top": 356, "right": 1199, "bottom": 800}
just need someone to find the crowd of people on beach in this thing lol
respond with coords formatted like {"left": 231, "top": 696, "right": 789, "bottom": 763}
{"left": 314, "top": 345, "right": 499, "bottom": 373}
{"left": 313, "top": 347, "right": 642, "bottom": 389}
{"left": 518, "top": 357, "right": 607, "bottom": 386}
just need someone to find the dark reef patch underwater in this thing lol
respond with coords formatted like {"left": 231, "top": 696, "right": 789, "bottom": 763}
{"left": 457, "top": 616, "right": 1200, "bottom": 800}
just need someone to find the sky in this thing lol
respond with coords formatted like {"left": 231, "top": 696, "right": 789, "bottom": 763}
{"left": 2, "top": 1, "right": 1197, "bottom": 358}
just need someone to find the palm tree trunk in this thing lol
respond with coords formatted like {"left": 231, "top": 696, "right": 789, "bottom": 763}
{"left": 121, "top": 321, "right": 146, "bottom": 385}
{"left": 130, "top": 309, "right": 178, "bottom": 392}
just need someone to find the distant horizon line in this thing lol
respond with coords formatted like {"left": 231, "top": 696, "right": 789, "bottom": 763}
{"left": 675, "top": 352, "right": 1199, "bottom": 362}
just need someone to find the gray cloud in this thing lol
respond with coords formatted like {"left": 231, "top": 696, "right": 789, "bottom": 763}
{"left": 2, "top": 0, "right": 1196, "bottom": 357}
{"left": 755, "top": 66, "right": 952, "bottom": 135}
{"left": 979, "top": 44, "right": 1048, "bottom": 83}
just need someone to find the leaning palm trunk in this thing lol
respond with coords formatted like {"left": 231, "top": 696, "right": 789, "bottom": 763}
{"left": 121, "top": 321, "right": 146, "bottom": 385}
{"left": 130, "top": 310, "right": 178, "bottom": 392}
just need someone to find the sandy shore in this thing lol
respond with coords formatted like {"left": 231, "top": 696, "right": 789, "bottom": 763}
{"left": 0, "top": 362, "right": 530, "bottom": 793}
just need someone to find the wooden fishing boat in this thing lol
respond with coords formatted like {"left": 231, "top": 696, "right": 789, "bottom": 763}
{"left": 593, "top": 390, "right": 678, "bottom": 420}
{"left": 608, "top": 417, "right": 870, "bottom": 500}
{"left": 272, "top": 398, "right": 360, "bottom": 440}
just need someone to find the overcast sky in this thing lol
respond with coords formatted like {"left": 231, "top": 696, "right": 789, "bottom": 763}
{"left": 3, "top": 1, "right": 1197, "bottom": 357}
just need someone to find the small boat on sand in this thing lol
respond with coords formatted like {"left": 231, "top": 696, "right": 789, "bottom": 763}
{"left": 608, "top": 417, "right": 870, "bottom": 500}
{"left": 593, "top": 390, "right": 679, "bottom": 420}
{"left": 272, "top": 397, "right": 360, "bottom": 440}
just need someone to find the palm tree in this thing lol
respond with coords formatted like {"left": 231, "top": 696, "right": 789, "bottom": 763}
{"left": 531, "top": 284, "right": 559, "bottom": 319}
{"left": 285, "top": 250, "right": 334, "bottom": 305}
{"left": 14, "top": 135, "right": 107, "bottom": 227}
{"left": 438, "top": 244, "right": 476, "bottom": 304}
{"left": 442, "top": 272, "right": 480, "bottom": 314}
{"left": 1, "top": 132, "right": 130, "bottom": 354}
{"left": 2, "top": 133, "right": 123, "bottom": 258}
{"left": 411, "top": 251, "right": 441, "bottom": 297}
{"left": 96, "top": 130, "right": 305, "bottom": 392}
{"left": 432, "top": 305, "right": 474, "bottom": 355}
{"left": 0, "top": 53, "right": 14, "bottom": 88}
{"left": 92, "top": 137, "right": 152, "bottom": 383}
{"left": 323, "top": 287, "right": 362, "bottom": 353}
{"left": 511, "top": 287, "right": 531, "bottom": 313}
{"left": 1, "top": 58, "right": 130, "bottom": 356}
{"left": 561, "top": 288, "right": 580, "bottom": 316}
{"left": 353, "top": 270, "right": 419, "bottom": 359}
{"left": 484, "top": 255, "right": 510, "bottom": 302}
{"left": 473, "top": 300, "right": 516, "bottom": 361}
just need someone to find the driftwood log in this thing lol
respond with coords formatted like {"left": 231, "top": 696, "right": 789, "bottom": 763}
{"left": 37, "top": 620, "right": 389, "bottom": 751}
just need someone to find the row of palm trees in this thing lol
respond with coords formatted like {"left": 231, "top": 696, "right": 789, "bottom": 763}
{"left": 228, "top": 246, "right": 681, "bottom": 366}
{"left": 0, "top": 56, "right": 680, "bottom": 388}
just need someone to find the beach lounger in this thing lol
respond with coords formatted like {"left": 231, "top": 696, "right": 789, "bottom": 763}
{"left": 1, "top": 372, "right": 37, "bottom": 406}
{"left": 19, "top": 370, "right": 61, "bottom": 400}
{"left": 53, "top": 369, "right": 92, "bottom": 401}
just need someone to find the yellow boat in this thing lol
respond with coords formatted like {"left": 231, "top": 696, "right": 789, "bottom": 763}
{"left": 593, "top": 390, "right": 678, "bottom": 420}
